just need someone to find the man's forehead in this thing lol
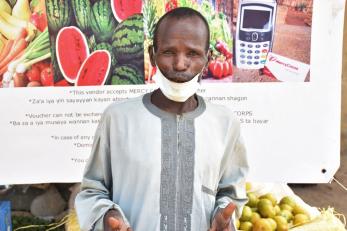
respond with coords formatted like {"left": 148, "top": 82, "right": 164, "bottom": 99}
{"left": 157, "top": 16, "right": 207, "bottom": 42}
{"left": 157, "top": 16, "right": 207, "bottom": 35}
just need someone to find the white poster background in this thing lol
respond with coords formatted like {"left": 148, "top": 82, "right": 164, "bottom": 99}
{"left": 0, "top": 0, "right": 344, "bottom": 184}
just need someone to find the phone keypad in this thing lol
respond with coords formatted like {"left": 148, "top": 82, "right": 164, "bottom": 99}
{"left": 237, "top": 41, "right": 271, "bottom": 69}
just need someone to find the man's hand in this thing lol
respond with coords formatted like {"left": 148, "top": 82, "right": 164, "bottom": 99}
{"left": 104, "top": 209, "right": 132, "bottom": 231}
{"left": 209, "top": 203, "right": 236, "bottom": 231}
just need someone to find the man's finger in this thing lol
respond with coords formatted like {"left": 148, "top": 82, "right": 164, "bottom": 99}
{"left": 108, "top": 216, "right": 122, "bottom": 230}
{"left": 127, "top": 228, "right": 133, "bottom": 231}
{"left": 221, "top": 203, "right": 236, "bottom": 220}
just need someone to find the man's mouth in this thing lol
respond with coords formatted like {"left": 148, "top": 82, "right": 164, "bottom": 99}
{"left": 166, "top": 71, "right": 195, "bottom": 83}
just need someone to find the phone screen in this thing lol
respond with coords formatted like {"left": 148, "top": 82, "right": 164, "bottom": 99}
{"left": 242, "top": 9, "right": 271, "bottom": 30}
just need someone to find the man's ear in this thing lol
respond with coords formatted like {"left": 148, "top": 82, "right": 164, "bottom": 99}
{"left": 148, "top": 45, "right": 155, "bottom": 67}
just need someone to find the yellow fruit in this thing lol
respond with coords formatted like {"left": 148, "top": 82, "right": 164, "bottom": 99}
{"left": 258, "top": 202, "right": 276, "bottom": 218}
{"left": 292, "top": 205, "right": 309, "bottom": 216}
{"left": 247, "top": 192, "right": 259, "bottom": 208}
{"left": 236, "top": 219, "right": 240, "bottom": 229}
{"left": 246, "top": 182, "right": 252, "bottom": 191}
{"left": 259, "top": 193, "right": 277, "bottom": 206}
{"left": 266, "top": 218, "right": 277, "bottom": 230}
{"left": 240, "top": 206, "right": 253, "bottom": 222}
{"left": 279, "top": 196, "right": 296, "bottom": 208}
{"left": 274, "top": 216, "right": 289, "bottom": 231}
{"left": 253, "top": 218, "right": 273, "bottom": 231}
{"left": 251, "top": 207, "right": 258, "bottom": 212}
{"left": 274, "top": 205, "right": 281, "bottom": 215}
{"left": 280, "top": 203, "right": 293, "bottom": 212}
{"left": 258, "top": 198, "right": 272, "bottom": 207}
{"left": 240, "top": 221, "right": 253, "bottom": 231}
{"left": 293, "top": 213, "right": 310, "bottom": 226}
{"left": 251, "top": 212, "right": 261, "bottom": 223}
{"left": 278, "top": 210, "right": 293, "bottom": 222}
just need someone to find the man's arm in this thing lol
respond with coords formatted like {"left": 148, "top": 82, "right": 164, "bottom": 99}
{"left": 75, "top": 115, "right": 129, "bottom": 231}
{"left": 212, "top": 122, "right": 249, "bottom": 226}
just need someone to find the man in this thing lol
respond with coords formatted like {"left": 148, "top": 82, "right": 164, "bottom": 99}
{"left": 75, "top": 7, "right": 248, "bottom": 231}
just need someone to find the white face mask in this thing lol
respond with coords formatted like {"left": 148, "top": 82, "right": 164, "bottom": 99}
{"left": 152, "top": 48, "right": 206, "bottom": 102}
{"left": 153, "top": 66, "right": 202, "bottom": 102}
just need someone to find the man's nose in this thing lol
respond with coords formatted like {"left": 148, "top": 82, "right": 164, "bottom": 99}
{"left": 173, "top": 54, "right": 189, "bottom": 71}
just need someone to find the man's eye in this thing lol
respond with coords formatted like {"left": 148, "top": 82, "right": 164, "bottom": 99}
{"left": 163, "top": 50, "right": 174, "bottom": 55}
{"left": 188, "top": 51, "right": 199, "bottom": 56}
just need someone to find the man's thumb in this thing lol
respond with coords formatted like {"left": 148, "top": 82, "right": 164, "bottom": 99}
{"left": 221, "top": 203, "right": 236, "bottom": 220}
{"left": 108, "top": 216, "right": 122, "bottom": 229}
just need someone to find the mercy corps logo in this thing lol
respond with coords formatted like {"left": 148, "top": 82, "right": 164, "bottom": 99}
{"left": 268, "top": 56, "right": 299, "bottom": 71}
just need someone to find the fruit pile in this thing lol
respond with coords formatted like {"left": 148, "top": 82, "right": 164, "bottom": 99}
{"left": 208, "top": 40, "right": 233, "bottom": 79}
{"left": 0, "top": 0, "right": 53, "bottom": 88}
{"left": 236, "top": 190, "right": 311, "bottom": 231}
{"left": 45, "top": 0, "right": 144, "bottom": 86}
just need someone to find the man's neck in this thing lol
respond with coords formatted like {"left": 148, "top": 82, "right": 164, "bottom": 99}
{"left": 150, "top": 89, "right": 198, "bottom": 115}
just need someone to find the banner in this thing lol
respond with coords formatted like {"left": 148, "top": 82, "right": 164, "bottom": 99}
{"left": 0, "top": 0, "right": 344, "bottom": 184}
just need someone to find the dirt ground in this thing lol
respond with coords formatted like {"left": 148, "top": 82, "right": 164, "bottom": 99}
{"left": 290, "top": 151, "right": 347, "bottom": 216}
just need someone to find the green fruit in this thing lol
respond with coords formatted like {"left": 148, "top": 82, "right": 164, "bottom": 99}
{"left": 258, "top": 198, "right": 272, "bottom": 207}
{"left": 292, "top": 205, "right": 309, "bottom": 216}
{"left": 94, "top": 42, "right": 117, "bottom": 67}
{"left": 90, "top": 0, "right": 117, "bottom": 42}
{"left": 235, "top": 219, "right": 240, "bottom": 229}
{"left": 46, "top": 0, "right": 73, "bottom": 32}
{"left": 280, "top": 204, "right": 293, "bottom": 212}
{"left": 279, "top": 196, "right": 296, "bottom": 208}
{"left": 293, "top": 213, "right": 310, "bottom": 226}
{"left": 259, "top": 204, "right": 276, "bottom": 218}
{"left": 71, "top": 0, "right": 91, "bottom": 32}
{"left": 259, "top": 193, "right": 277, "bottom": 206}
{"left": 239, "top": 221, "right": 253, "bottom": 231}
{"left": 240, "top": 206, "right": 252, "bottom": 222}
{"left": 253, "top": 218, "right": 273, "bottom": 231}
{"left": 87, "top": 34, "right": 97, "bottom": 51}
{"left": 274, "top": 205, "right": 281, "bottom": 215}
{"left": 258, "top": 199, "right": 275, "bottom": 218}
{"left": 247, "top": 192, "right": 259, "bottom": 208}
{"left": 266, "top": 218, "right": 277, "bottom": 230}
{"left": 251, "top": 207, "right": 259, "bottom": 212}
{"left": 251, "top": 212, "right": 261, "bottom": 223}
{"left": 112, "top": 14, "right": 144, "bottom": 63}
{"left": 111, "top": 65, "right": 144, "bottom": 85}
{"left": 278, "top": 209, "right": 293, "bottom": 222}
{"left": 274, "top": 216, "right": 288, "bottom": 231}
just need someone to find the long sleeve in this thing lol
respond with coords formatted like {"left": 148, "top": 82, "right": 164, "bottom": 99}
{"left": 74, "top": 114, "right": 129, "bottom": 231}
{"left": 212, "top": 121, "right": 249, "bottom": 221}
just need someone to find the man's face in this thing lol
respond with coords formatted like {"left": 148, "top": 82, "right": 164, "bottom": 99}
{"left": 150, "top": 16, "right": 209, "bottom": 83}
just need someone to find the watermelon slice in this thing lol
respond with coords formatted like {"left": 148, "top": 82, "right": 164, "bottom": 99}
{"left": 56, "top": 26, "right": 89, "bottom": 83}
{"left": 75, "top": 50, "right": 111, "bottom": 86}
{"left": 111, "top": 0, "right": 142, "bottom": 22}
